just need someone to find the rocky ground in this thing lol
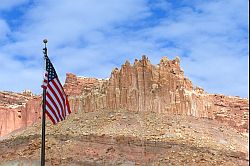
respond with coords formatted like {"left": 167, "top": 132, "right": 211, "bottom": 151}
{"left": 0, "top": 109, "right": 249, "bottom": 165}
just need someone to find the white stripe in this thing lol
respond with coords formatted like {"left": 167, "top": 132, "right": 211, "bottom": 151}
{"left": 46, "top": 94, "right": 61, "bottom": 121}
{"left": 54, "top": 79, "right": 67, "bottom": 116}
{"left": 49, "top": 80, "right": 65, "bottom": 116}
{"left": 46, "top": 106, "right": 59, "bottom": 123}
{"left": 54, "top": 78, "right": 64, "bottom": 95}
{"left": 46, "top": 93, "right": 61, "bottom": 120}
{"left": 54, "top": 79, "right": 66, "bottom": 110}
{"left": 47, "top": 87, "right": 65, "bottom": 120}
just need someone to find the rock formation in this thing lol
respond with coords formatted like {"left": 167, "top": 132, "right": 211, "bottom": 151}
{"left": 0, "top": 55, "right": 248, "bottom": 137}
{"left": 64, "top": 55, "right": 249, "bottom": 133}
{"left": 0, "top": 91, "right": 41, "bottom": 137}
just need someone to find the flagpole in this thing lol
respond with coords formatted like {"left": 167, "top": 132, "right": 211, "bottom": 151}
{"left": 41, "top": 39, "right": 48, "bottom": 166}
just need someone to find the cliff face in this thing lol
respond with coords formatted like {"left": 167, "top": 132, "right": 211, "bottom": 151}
{"left": 0, "top": 55, "right": 248, "bottom": 137}
{"left": 64, "top": 56, "right": 249, "bottom": 133}
{"left": 0, "top": 91, "right": 41, "bottom": 137}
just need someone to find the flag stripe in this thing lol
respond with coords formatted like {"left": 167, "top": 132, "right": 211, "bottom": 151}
{"left": 46, "top": 100, "right": 60, "bottom": 122}
{"left": 52, "top": 79, "right": 66, "bottom": 118}
{"left": 46, "top": 94, "right": 63, "bottom": 121}
{"left": 56, "top": 80, "right": 68, "bottom": 116}
{"left": 47, "top": 83, "right": 65, "bottom": 120}
{"left": 45, "top": 110, "right": 57, "bottom": 124}
{"left": 53, "top": 79, "right": 66, "bottom": 114}
{"left": 48, "top": 81, "right": 65, "bottom": 119}
{"left": 47, "top": 92, "right": 64, "bottom": 121}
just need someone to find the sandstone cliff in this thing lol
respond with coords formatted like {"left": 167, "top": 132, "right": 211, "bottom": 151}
{"left": 0, "top": 55, "right": 248, "bottom": 137}
{"left": 0, "top": 91, "right": 41, "bottom": 137}
{"left": 64, "top": 56, "right": 249, "bottom": 133}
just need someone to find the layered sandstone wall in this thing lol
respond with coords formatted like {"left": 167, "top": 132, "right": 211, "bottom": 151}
{"left": 64, "top": 56, "right": 249, "bottom": 133}
{"left": 211, "top": 94, "right": 249, "bottom": 133}
{"left": 0, "top": 91, "right": 41, "bottom": 137}
{"left": 0, "top": 55, "right": 248, "bottom": 137}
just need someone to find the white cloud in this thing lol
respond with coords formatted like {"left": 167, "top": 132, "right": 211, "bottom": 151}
{"left": 0, "top": 0, "right": 248, "bottom": 98}
{"left": 0, "top": 0, "right": 150, "bottom": 94}
{"left": 0, "top": 52, "right": 42, "bottom": 93}
{"left": 136, "top": 0, "right": 249, "bottom": 97}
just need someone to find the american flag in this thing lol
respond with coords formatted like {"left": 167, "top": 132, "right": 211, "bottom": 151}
{"left": 42, "top": 55, "right": 71, "bottom": 124}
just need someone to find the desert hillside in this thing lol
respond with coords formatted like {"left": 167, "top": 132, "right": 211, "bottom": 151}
{"left": 0, "top": 56, "right": 249, "bottom": 165}
{"left": 0, "top": 109, "right": 249, "bottom": 165}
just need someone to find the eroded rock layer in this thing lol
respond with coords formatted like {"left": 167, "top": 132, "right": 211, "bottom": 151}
{"left": 0, "top": 55, "right": 248, "bottom": 137}
{"left": 64, "top": 56, "right": 249, "bottom": 133}
{"left": 0, "top": 91, "right": 41, "bottom": 137}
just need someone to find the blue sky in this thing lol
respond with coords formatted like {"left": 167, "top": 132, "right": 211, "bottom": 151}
{"left": 0, "top": 0, "right": 249, "bottom": 98}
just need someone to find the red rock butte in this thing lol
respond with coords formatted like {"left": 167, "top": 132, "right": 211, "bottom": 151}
{"left": 0, "top": 55, "right": 249, "bottom": 137}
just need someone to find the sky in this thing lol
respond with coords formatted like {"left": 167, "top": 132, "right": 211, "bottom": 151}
{"left": 0, "top": 0, "right": 249, "bottom": 98}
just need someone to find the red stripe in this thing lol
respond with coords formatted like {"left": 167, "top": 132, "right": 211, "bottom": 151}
{"left": 46, "top": 91, "right": 63, "bottom": 121}
{"left": 57, "top": 80, "right": 65, "bottom": 92}
{"left": 48, "top": 81, "right": 64, "bottom": 119}
{"left": 45, "top": 111, "right": 56, "bottom": 124}
{"left": 56, "top": 79, "right": 68, "bottom": 117}
{"left": 47, "top": 83, "right": 65, "bottom": 120}
{"left": 45, "top": 100, "right": 60, "bottom": 122}
{"left": 47, "top": 92, "right": 63, "bottom": 121}
{"left": 52, "top": 79, "right": 66, "bottom": 118}
{"left": 57, "top": 80, "right": 68, "bottom": 117}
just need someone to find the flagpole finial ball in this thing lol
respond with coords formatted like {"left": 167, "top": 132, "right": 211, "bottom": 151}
{"left": 43, "top": 39, "right": 48, "bottom": 44}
